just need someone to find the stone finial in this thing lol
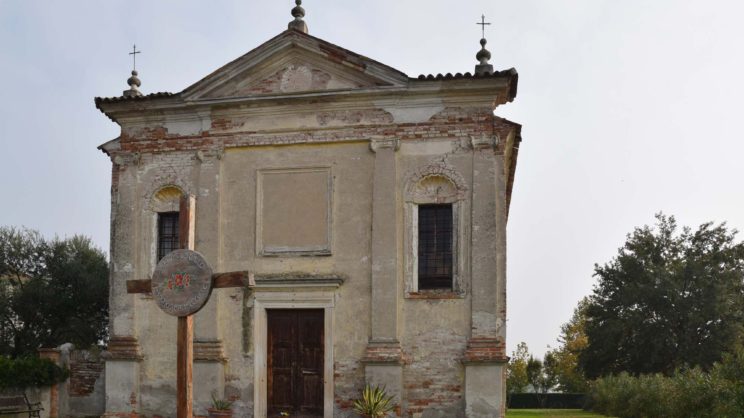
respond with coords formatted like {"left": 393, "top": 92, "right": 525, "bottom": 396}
{"left": 475, "top": 15, "right": 494, "bottom": 76}
{"left": 475, "top": 38, "right": 494, "bottom": 76}
{"left": 288, "top": 0, "right": 308, "bottom": 33}
{"left": 123, "top": 70, "right": 143, "bottom": 98}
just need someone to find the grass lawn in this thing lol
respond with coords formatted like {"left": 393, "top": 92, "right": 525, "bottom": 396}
{"left": 506, "top": 410, "right": 610, "bottom": 418}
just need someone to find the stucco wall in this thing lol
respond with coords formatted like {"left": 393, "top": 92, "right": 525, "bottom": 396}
{"left": 100, "top": 44, "right": 518, "bottom": 416}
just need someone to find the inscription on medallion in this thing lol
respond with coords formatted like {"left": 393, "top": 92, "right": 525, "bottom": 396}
{"left": 152, "top": 249, "right": 213, "bottom": 317}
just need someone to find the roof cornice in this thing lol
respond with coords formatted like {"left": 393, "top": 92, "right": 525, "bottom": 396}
{"left": 95, "top": 71, "right": 516, "bottom": 124}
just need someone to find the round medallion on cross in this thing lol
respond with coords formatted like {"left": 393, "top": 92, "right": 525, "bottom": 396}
{"left": 152, "top": 249, "right": 214, "bottom": 317}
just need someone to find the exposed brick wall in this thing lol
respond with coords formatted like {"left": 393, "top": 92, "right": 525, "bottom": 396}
{"left": 69, "top": 350, "right": 105, "bottom": 397}
{"left": 402, "top": 329, "right": 468, "bottom": 416}
{"left": 115, "top": 107, "right": 510, "bottom": 157}
{"left": 333, "top": 360, "right": 364, "bottom": 414}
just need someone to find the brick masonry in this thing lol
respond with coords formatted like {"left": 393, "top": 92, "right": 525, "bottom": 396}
{"left": 115, "top": 107, "right": 510, "bottom": 156}
{"left": 403, "top": 330, "right": 468, "bottom": 417}
{"left": 69, "top": 350, "right": 105, "bottom": 397}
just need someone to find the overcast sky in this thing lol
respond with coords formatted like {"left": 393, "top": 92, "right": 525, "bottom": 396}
{"left": 2, "top": 0, "right": 743, "bottom": 358}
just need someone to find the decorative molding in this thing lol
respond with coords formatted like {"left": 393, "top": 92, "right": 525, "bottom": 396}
{"left": 369, "top": 137, "right": 400, "bottom": 153}
{"left": 195, "top": 150, "right": 205, "bottom": 163}
{"left": 193, "top": 339, "right": 226, "bottom": 363}
{"left": 362, "top": 340, "right": 403, "bottom": 365}
{"left": 470, "top": 133, "right": 499, "bottom": 150}
{"left": 253, "top": 273, "right": 345, "bottom": 290}
{"left": 404, "top": 161, "right": 468, "bottom": 202}
{"left": 103, "top": 336, "right": 143, "bottom": 361}
{"left": 194, "top": 148, "right": 224, "bottom": 162}
{"left": 403, "top": 161, "right": 470, "bottom": 297}
{"left": 113, "top": 152, "right": 140, "bottom": 166}
{"left": 462, "top": 338, "right": 508, "bottom": 365}
{"left": 147, "top": 184, "right": 185, "bottom": 213}
{"left": 143, "top": 175, "right": 194, "bottom": 212}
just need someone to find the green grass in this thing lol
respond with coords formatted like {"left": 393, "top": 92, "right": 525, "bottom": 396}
{"left": 506, "top": 410, "right": 610, "bottom": 418}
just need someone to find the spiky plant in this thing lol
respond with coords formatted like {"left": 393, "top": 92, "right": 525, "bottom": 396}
{"left": 210, "top": 391, "right": 233, "bottom": 411}
{"left": 353, "top": 385, "right": 395, "bottom": 418}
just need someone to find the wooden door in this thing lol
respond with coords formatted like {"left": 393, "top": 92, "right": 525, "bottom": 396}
{"left": 268, "top": 309, "right": 324, "bottom": 417}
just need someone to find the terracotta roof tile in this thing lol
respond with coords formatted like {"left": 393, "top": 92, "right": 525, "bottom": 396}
{"left": 94, "top": 92, "right": 176, "bottom": 107}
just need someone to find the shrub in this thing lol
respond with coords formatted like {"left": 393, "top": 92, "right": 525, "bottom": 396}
{"left": 0, "top": 356, "right": 69, "bottom": 388}
{"left": 587, "top": 350, "right": 744, "bottom": 418}
{"left": 507, "top": 393, "right": 586, "bottom": 409}
{"left": 710, "top": 349, "right": 744, "bottom": 417}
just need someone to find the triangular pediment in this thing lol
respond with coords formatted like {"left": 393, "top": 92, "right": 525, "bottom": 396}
{"left": 182, "top": 30, "right": 409, "bottom": 100}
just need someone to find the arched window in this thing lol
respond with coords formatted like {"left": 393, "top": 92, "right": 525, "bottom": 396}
{"left": 404, "top": 165, "right": 469, "bottom": 297}
{"left": 149, "top": 186, "right": 184, "bottom": 262}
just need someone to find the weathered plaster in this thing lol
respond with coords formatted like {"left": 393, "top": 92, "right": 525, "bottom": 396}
{"left": 99, "top": 27, "right": 519, "bottom": 418}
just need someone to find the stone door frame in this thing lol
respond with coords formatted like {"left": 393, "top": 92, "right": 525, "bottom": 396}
{"left": 253, "top": 288, "right": 335, "bottom": 418}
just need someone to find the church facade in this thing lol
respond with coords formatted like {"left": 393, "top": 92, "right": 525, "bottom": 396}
{"left": 96, "top": 4, "right": 521, "bottom": 418}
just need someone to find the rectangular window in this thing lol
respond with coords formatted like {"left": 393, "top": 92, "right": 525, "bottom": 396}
{"left": 418, "top": 204, "right": 453, "bottom": 290}
{"left": 157, "top": 212, "right": 180, "bottom": 261}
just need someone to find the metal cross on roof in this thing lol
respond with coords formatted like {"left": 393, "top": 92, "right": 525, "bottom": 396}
{"left": 477, "top": 14, "right": 492, "bottom": 39}
{"left": 129, "top": 44, "right": 141, "bottom": 71}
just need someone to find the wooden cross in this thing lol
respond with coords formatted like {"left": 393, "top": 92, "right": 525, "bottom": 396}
{"left": 126, "top": 195, "right": 254, "bottom": 418}
{"left": 129, "top": 44, "right": 141, "bottom": 71}
{"left": 477, "top": 14, "right": 491, "bottom": 39}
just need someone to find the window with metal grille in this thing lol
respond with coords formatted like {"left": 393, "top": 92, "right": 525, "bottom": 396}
{"left": 418, "top": 204, "right": 453, "bottom": 289}
{"left": 157, "top": 212, "right": 180, "bottom": 261}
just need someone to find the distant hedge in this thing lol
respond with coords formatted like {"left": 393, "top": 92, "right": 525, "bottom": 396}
{"left": 508, "top": 393, "right": 586, "bottom": 409}
{"left": 0, "top": 356, "right": 69, "bottom": 388}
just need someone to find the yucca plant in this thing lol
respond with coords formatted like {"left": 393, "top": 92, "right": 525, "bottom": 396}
{"left": 208, "top": 391, "right": 233, "bottom": 418}
{"left": 353, "top": 384, "right": 395, "bottom": 418}
{"left": 210, "top": 391, "right": 233, "bottom": 410}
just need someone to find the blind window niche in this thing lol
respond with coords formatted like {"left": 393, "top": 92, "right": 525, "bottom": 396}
{"left": 417, "top": 204, "right": 454, "bottom": 290}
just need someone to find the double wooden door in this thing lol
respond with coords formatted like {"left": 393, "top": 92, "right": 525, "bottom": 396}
{"left": 267, "top": 309, "right": 324, "bottom": 417}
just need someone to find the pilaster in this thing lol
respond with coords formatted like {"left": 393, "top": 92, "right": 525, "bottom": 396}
{"left": 364, "top": 138, "right": 403, "bottom": 406}
{"left": 467, "top": 134, "right": 505, "bottom": 343}
{"left": 193, "top": 150, "right": 226, "bottom": 415}
{"left": 109, "top": 158, "right": 139, "bottom": 337}
{"left": 464, "top": 135, "right": 507, "bottom": 417}
{"left": 103, "top": 336, "right": 143, "bottom": 418}
{"left": 105, "top": 159, "right": 143, "bottom": 418}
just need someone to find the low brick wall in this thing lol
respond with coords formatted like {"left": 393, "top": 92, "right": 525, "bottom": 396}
{"left": 35, "top": 346, "right": 106, "bottom": 418}
{"left": 65, "top": 349, "right": 106, "bottom": 417}
{"left": 69, "top": 351, "right": 105, "bottom": 398}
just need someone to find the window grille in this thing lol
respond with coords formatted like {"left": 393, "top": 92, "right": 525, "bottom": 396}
{"left": 418, "top": 204, "right": 453, "bottom": 289}
{"left": 157, "top": 212, "right": 180, "bottom": 261}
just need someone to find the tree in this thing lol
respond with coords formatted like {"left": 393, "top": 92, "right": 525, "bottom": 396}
{"left": 526, "top": 356, "right": 543, "bottom": 393}
{"left": 548, "top": 298, "right": 590, "bottom": 393}
{"left": 0, "top": 227, "right": 47, "bottom": 287}
{"left": 524, "top": 353, "right": 558, "bottom": 407}
{"left": 0, "top": 227, "right": 109, "bottom": 356}
{"left": 507, "top": 342, "right": 530, "bottom": 395}
{"left": 541, "top": 351, "right": 559, "bottom": 393}
{"left": 580, "top": 214, "right": 744, "bottom": 378}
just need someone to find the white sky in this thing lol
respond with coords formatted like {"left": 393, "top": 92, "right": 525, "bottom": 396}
{"left": 1, "top": 1, "right": 743, "bottom": 358}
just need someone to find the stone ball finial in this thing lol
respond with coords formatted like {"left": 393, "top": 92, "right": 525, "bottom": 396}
{"left": 123, "top": 70, "right": 143, "bottom": 98}
{"left": 476, "top": 39, "right": 492, "bottom": 64}
{"left": 475, "top": 38, "right": 494, "bottom": 76}
{"left": 128, "top": 70, "right": 142, "bottom": 88}
{"left": 288, "top": 0, "right": 308, "bottom": 33}
{"left": 292, "top": 0, "right": 305, "bottom": 18}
